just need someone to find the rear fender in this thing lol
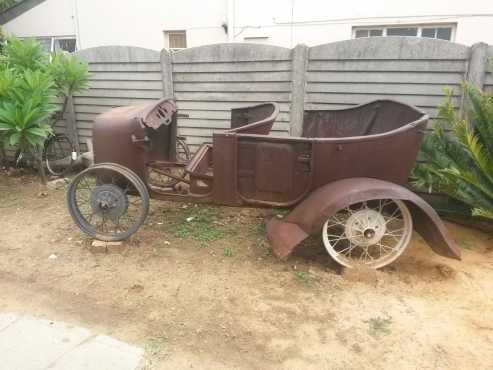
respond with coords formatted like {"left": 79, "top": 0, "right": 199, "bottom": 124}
{"left": 267, "top": 177, "right": 461, "bottom": 260}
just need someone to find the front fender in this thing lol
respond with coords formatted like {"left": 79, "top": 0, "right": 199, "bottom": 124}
{"left": 267, "top": 177, "right": 461, "bottom": 260}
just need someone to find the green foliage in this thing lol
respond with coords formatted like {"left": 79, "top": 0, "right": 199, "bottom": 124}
{"left": 2, "top": 37, "right": 48, "bottom": 71}
{"left": 0, "top": 0, "right": 16, "bottom": 11}
{"left": 365, "top": 316, "right": 392, "bottom": 338}
{"left": 294, "top": 271, "right": 307, "bottom": 282}
{"left": 0, "top": 37, "right": 88, "bottom": 183}
{"left": 411, "top": 84, "right": 493, "bottom": 220}
{"left": 175, "top": 206, "right": 225, "bottom": 243}
{"left": 0, "top": 67, "right": 16, "bottom": 99}
{"left": 0, "top": 69, "right": 56, "bottom": 152}
{"left": 48, "top": 52, "right": 89, "bottom": 97}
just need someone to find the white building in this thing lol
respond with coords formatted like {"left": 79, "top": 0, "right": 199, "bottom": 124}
{"left": 1, "top": 0, "right": 492, "bottom": 52}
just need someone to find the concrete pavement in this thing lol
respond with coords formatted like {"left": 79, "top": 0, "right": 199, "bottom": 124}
{"left": 0, "top": 313, "right": 143, "bottom": 370}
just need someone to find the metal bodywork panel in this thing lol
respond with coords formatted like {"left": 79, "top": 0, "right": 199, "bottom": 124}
{"left": 212, "top": 99, "right": 427, "bottom": 208}
{"left": 93, "top": 97, "right": 178, "bottom": 181}
{"left": 90, "top": 98, "right": 460, "bottom": 263}
{"left": 267, "top": 178, "right": 461, "bottom": 260}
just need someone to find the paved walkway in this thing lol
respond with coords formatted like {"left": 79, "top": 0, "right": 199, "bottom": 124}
{"left": 0, "top": 313, "right": 143, "bottom": 370}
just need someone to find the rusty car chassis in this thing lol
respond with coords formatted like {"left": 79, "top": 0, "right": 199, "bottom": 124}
{"left": 67, "top": 97, "right": 460, "bottom": 269}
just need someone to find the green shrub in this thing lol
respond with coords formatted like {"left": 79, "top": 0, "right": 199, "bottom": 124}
{"left": 2, "top": 37, "right": 48, "bottom": 71}
{"left": 0, "top": 37, "right": 88, "bottom": 181}
{"left": 411, "top": 84, "right": 493, "bottom": 220}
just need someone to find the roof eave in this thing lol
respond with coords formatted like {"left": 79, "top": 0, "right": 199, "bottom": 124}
{"left": 0, "top": 0, "right": 47, "bottom": 26}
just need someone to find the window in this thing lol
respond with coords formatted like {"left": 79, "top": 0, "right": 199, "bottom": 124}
{"left": 32, "top": 36, "right": 77, "bottom": 53}
{"left": 355, "top": 29, "right": 383, "bottom": 38}
{"left": 54, "top": 38, "right": 77, "bottom": 53}
{"left": 353, "top": 24, "right": 454, "bottom": 41}
{"left": 243, "top": 36, "right": 270, "bottom": 44}
{"left": 164, "top": 30, "right": 187, "bottom": 50}
{"left": 421, "top": 27, "right": 452, "bottom": 40}
{"left": 36, "top": 37, "right": 52, "bottom": 52}
{"left": 386, "top": 27, "right": 418, "bottom": 37}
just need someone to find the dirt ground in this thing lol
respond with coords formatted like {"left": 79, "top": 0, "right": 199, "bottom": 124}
{"left": 1, "top": 171, "right": 493, "bottom": 370}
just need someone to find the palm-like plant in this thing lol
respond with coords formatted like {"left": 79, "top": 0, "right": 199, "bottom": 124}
{"left": 411, "top": 84, "right": 493, "bottom": 220}
{"left": 0, "top": 37, "right": 89, "bottom": 181}
{"left": 0, "top": 69, "right": 58, "bottom": 183}
{"left": 0, "top": 67, "right": 17, "bottom": 165}
{"left": 2, "top": 37, "right": 48, "bottom": 71}
{"left": 47, "top": 51, "right": 89, "bottom": 115}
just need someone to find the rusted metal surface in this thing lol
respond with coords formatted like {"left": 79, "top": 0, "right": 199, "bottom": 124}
{"left": 86, "top": 98, "right": 459, "bottom": 265}
{"left": 229, "top": 103, "right": 279, "bottom": 134}
{"left": 93, "top": 97, "right": 179, "bottom": 182}
{"left": 211, "top": 99, "right": 426, "bottom": 207}
{"left": 266, "top": 177, "right": 461, "bottom": 260}
{"left": 140, "top": 98, "right": 177, "bottom": 130}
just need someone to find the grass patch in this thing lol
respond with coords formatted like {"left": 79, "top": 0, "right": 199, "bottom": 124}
{"left": 174, "top": 205, "right": 225, "bottom": 243}
{"left": 223, "top": 247, "right": 233, "bottom": 257}
{"left": 255, "top": 218, "right": 266, "bottom": 235}
{"left": 365, "top": 316, "right": 392, "bottom": 338}
{"left": 294, "top": 271, "right": 308, "bottom": 282}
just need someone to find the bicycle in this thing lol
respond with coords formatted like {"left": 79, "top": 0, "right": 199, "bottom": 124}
{"left": 43, "top": 131, "right": 76, "bottom": 176}
{"left": 15, "top": 111, "right": 76, "bottom": 177}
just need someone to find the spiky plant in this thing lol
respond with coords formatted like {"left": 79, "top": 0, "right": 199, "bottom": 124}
{"left": 0, "top": 37, "right": 89, "bottom": 180}
{"left": 0, "top": 69, "right": 58, "bottom": 183}
{"left": 411, "top": 84, "right": 493, "bottom": 220}
{"left": 47, "top": 51, "right": 89, "bottom": 116}
{"left": 2, "top": 37, "right": 49, "bottom": 71}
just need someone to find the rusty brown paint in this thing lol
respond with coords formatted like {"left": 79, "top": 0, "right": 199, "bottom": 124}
{"left": 266, "top": 177, "right": 461, "bottom": 260}
{"left": 87, "top": 97, "right": 459, "bottom": 262}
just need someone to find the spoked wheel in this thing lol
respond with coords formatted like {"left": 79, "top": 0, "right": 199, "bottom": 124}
{"left": 322, "top": 199, "right": 413, "bottom": 269}
{"left": 45, "top": 134, "right": 74, "bottom": 176}
{"left": 147, "top": 138, "right": 191, "bottom": 191}
{"left": 67, "top": 163, "right": 149, "bottom": 241}
{"left": 176, "top": 138, "right": 191, "bottom": 162}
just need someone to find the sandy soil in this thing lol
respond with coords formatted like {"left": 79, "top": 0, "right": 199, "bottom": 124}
{"left": 1, "top": 171, "right": 493, "bottom": 370}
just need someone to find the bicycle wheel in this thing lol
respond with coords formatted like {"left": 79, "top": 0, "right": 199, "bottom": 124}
{"left": 147, "top": 138, "right": 191, "bottom": 191}
{"left": 45, "top": 134, "right": 75, "bottom": 176}
{"left": 176, "top": 138, "right": 191, "bottom": 162}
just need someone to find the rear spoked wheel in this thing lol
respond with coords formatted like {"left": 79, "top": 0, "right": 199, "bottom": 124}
{"left": 322, "top": 199, "right": 413, "bottom": 269}
{"left": 67, "top": 163, "right": 149, "bottom": 241}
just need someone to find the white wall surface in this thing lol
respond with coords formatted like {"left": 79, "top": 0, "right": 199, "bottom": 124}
{"left": 3, "top": 0, "right": 75, "bottom": 37}
{"left": 75, "top": 0, "right": 227, "bottom": 50}
{"left": 233, "top": 0, "right": 493, "bottom": 46}
{"left": 2, "top": 0, "right": 493, "bottom": 49}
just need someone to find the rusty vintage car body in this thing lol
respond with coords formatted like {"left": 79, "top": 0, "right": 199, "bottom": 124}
{"left": 67, "top": 97, "right": 460, "bottom": 269}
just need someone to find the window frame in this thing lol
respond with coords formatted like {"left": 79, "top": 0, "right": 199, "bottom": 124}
{"left": 352, "top": 23, "right": 456, "bottom": 41}
{"left": 164, "top": 30, "right": 187, "bottom": 51}
{"left": 23, "top": 36, "right": 77, "bottom": 53}
{"left": 243, "top": 36, "right": 270, "bottom": 44}
{"left": 53, "top": 37, "right": 77, "bottom": 53}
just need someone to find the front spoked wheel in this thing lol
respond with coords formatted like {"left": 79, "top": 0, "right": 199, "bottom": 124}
{"left": 322, "top": 199, "right": 413, "bottom": 269}
{"left": 67, "top": 163, "right": 149, "bottom": 241}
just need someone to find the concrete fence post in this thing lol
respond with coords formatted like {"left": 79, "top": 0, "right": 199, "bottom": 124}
{"left": 466, "top": 42, "right": 489, "bottom": 89}
{"left": 160, "top": 48, "right": 174, "bottom": 96}
{"left": 290, "top": 44, "right": 308, "bottom": 137}
{"left": 461, "top": 42, "right": 489, "bottom": 117}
